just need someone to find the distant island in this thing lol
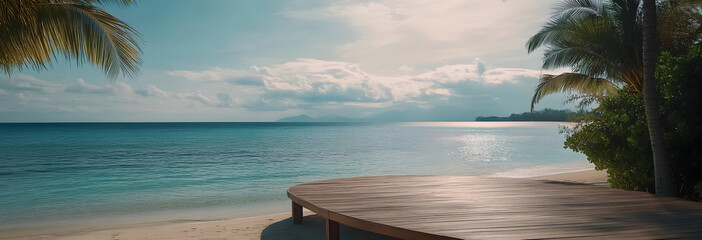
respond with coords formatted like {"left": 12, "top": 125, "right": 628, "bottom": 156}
{"left": 475, "top": 108, "right": 577, "bottom": 122}
{"left": 276, "top": 108, "right": 579, "bottom": 122}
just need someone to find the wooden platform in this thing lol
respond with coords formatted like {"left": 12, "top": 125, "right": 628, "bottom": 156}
{"left": 287, "top": 176, "right": 702, "bottom": 240}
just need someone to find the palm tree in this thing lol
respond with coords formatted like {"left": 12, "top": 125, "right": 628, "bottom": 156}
{"left": 641, "top": 0, "right": 674, "bottom": 196}
{"left": 0, "top": 0, "right": 142, "bottom": 79}
{"left": 526, "top": 0, "right": 701, "bottom": 110}
{"left": 526, "top": 0, "right": 642, "bottom": 110}
{"left": 528, "top": 0, "right": 701, "bottom": 195}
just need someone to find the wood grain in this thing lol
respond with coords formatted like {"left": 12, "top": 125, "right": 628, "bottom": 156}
{"left": 288, "top": 176, "right": 702, "bottom": 240}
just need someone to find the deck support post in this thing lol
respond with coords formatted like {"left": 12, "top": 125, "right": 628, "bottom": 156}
{"left": 326, "top": 219, "right": 340, "bottom": 240}
{"left": 292, "top": 201, "right": 303, "bottom": 224}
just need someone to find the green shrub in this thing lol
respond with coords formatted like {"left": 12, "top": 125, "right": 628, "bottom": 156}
{"left": 658, "top": 47, "right": 702, "bottom": 200}
{"left": 563, "top": 46, "right": 702, "bottom": 199}
{"left": 563, "top": 90, "right": 654, "bottom": 191}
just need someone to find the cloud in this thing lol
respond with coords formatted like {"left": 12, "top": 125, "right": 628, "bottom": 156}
{"left": 176, "top": 92, "right": 238, "bottom": 108}
{"left": 132, "top": 85, "right": 239, "bottom": 109}
{"left": 0, "top": 74, "right": 64, "bottom": 93}
{"left": 282, "top": 0, "right": 556, "bottom": 71}
{"left": 228, "top": 77, "right": 265, "bottom": 86}
{"left": 112, "top": 82, "right": 135, "bottom": 95}
{"left": 168, "top": 58, "right": 556, "bottom": 112}
{"left": 166, "top": 68, "right": 259, "bottom": 82}
{"left": 65, "top": 79, "right": 112, "bottom": 94}
{"left": 481, "top": 68, "right": 542, "bottom": 84}
{"left": 0, "top": 74, "right": 250, "bottom": 121}
{"left": 135, "top": 84, "right": 169, "bottom": 97}
{"left": 216, "top": 93, "right": 237, "bottom": 108}
{"left": 65, "top": 79, "right": 134, "bottom": 95}
{"left": 0, "top": 59, "right": 561, "bottom": 120}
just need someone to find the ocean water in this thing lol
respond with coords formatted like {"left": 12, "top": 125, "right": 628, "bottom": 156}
{"left": 0, "top": 122, "right": 587, "bottom": 230}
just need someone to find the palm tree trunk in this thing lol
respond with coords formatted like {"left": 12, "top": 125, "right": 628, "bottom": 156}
{"left": 642, "top": 0, "right": 674, "bottom": 197}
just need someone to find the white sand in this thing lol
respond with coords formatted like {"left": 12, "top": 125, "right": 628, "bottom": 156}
{"left": 53, "top": 213, "right": 293, "bottom": 240}
{"left": 4, "top": 212, "right": 301, "bottom": 240}
{"left": 3, "top": 169, "right": 609, "bottom": 240}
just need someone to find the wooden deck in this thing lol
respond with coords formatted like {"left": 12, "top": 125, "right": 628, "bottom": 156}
{"left": 287, "top": 176, "right": 702, "bottom": 240}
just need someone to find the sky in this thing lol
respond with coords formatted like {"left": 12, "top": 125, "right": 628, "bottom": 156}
{"left": 0, "top": 0, "right": 575, "bottom": 122}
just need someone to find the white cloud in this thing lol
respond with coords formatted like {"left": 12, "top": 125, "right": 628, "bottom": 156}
{"left": 166, "top": 68, "right": 257, "bottom": 82}
{"left": 111, "top": 82, "right": 134, "bottom": 95}
{"left": 283, "top": 0, "right": 557, "bottom": 71}
{"left": 415, "top": 63, "right": 482, "bottom": 84}
{"left": 168, "top": 58, "right": 548, "bottom": 111}
{"left": 65, "top": 79, "right": 134, "bottom": 95}
{"left": 65, "top": 79, "right": 112, "bottom": 94}
{"left": 135, "top": 84, "right": 169, "bottom": 97}
{"left": 482, "top": 68, "right": 541, "bottom": 84}
{"left": 175, "top": 92, "right": 239, "bottom": 108}
{"left": 424, "top": 88, "right": 451, "bottom": 96}
{"left": 178, "top": 92, "right": 217, "bottom": 105}
{"left": 0, "top": 74, "right": 64, "bottom": 93}
{"left": 254, "top": 58, "right": 415, "bottom": 101}
{"left": 2, "top": 58, "right": 563, "bottom": 119}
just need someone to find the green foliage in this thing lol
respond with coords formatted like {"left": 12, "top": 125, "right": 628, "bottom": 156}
{"left": 531, "top": 73, "right": 620, "bottom": 111}
{"left": 527, "top": 0, "right": 645, "bottom": 109}
{"left": 527, "top": 0, "right": 702, "bottom": 109}
{"left": 657, "top": 46, "right": 702, "bottom": 200}
{"left": 0, "top": 0, "right": 142, "bottom": 79}
{"left": 658, "top": 1, "right": 702, "bottom": 56}
{"left": 564, "top": 89, "right": 654, "bottom": 191}
{"left": 564, "top": 46, "right": 702, "bottom": 199}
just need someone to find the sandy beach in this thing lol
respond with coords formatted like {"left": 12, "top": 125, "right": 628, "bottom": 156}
{"left": 3, "top": 169, "right": 608, "bottom": 240}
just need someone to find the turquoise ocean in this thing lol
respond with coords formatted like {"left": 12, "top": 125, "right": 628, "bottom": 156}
{"left": 0, "top": 122, "right": 588, "bottom": 230}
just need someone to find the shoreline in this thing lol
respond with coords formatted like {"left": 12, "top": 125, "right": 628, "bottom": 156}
{"left": 2, "top": 168, "right": 608, "bottom": 240}
{"left": 528, "top": 169, "right": 609, "bottom": 185}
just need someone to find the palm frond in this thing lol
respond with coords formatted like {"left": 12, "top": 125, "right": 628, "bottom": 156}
{"left": 0, "top": 0, "right": 142, "bottom": 79}
{"left": 526, "top": 0, "right": 651, "bottom": 98}
{"left": 83, "top": 0, "right": 136, "bottom": 6}
{"left": 531, "top": 73, "right": 620, "bottom": 110}
{"left": 526, "top": 0, "right": 604, "bottom": 53}
{"left": 556, "top": 0, "right": 605, "bottom": 18}
{"left": 537, "top": 14, "right": 622, "bottom": 76}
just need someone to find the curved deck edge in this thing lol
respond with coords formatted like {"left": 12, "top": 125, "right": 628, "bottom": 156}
{"left": 287, "top": 184, "right": 459, "bottom": 240}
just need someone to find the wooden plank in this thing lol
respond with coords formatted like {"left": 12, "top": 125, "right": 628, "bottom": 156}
{"left": 288, "top": 176, "right": 702, "bottom": 239}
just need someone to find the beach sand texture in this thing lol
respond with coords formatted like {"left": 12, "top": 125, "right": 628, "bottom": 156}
{"left": 4, "top": 169, "right": 607, "bottom": 240}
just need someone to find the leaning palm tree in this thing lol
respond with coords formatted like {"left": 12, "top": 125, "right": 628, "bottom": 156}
{"left": 0, "top": 0, "right": 142, "bottom": 79}
{"left": 526, "top": 0, "right": 702, "bottom": 110}
{"left": 526, "top": 0, "right": 642, "bottom": 110}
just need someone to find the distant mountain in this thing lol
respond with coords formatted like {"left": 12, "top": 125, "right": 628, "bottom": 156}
{"left": 276, "top": 114, "right": 316, "bottom": 122}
